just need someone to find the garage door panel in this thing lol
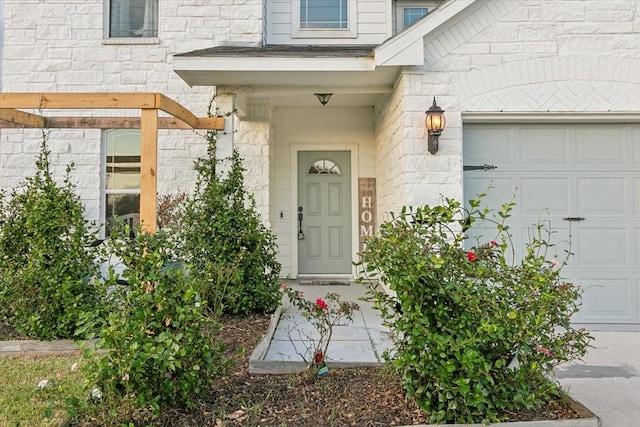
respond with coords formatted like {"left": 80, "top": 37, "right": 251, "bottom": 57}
{"left": 519, "top": 127, "right": 569, "bottom": 166}
{"left": 634, "top": 178, "right": 640, "bottom": 215}
{"left": 577, "top": 178, "right": 626, "bottom": 216}
{"left": 578, "top": 228, "right": 628, "bottom": 266}
{"left": 576, "top": 127, "right": 625, "bottom": 165}
{"left": 632, "top": 128, "right": 640, "bottom": 163}
{"left": 464, "top": 127, "right": 512, "bottom": 164}
{"left": 575, "top": 278, "right": 631, "bottom": 321}
{"left": 521, "top": 177, "right": 569, "bottom": 216}
{"left": 464, "top": 177, "right": 516, "bottom": 211}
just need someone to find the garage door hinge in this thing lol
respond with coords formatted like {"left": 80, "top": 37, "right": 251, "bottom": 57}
{"left": 463, "top": 164, "right": 497, "bottom": 171}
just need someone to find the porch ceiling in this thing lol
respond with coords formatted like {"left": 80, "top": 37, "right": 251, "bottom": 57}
{"left": 173, "top": 45, "right": 401, "bottom": 107}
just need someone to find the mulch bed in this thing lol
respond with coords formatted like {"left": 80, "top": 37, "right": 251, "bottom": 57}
{"left": 2, "top": 315, "right": 582, "bottom": 426}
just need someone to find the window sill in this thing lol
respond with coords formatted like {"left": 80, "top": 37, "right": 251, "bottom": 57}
{"left": 291, "top": 29, "right": 357, "bottom": 39}
{"left": 102, "top": 38, "right": 160, "bottom": 45}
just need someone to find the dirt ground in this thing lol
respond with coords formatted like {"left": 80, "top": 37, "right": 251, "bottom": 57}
{"left": 147, "top": 314, "right": 580, "bottom": 427}
{"left": 2, "top": 316, "right": 581, "bottom": 426}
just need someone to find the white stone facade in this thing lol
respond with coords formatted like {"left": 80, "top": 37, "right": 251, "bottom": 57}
{"left": 3, "top": 0, "right": 640, "bottom": 277}
{"left": 0, "top": 0, "right": 266, "bottom": 224}
{"left": 373, "top": 0, "right": 640, "bottom": 213}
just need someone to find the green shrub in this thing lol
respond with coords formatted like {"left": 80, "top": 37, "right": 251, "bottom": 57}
{"left": 0, "top": 137, "right": 104, "bottom": 340}
{"left": 181, "top": 125, "right": 281, "bottom": 315}
{"left": 358, "top": 195, "right": 591, "bottom": 424}
{"left": 85, "top": 226, "right": 226, "bottom": 413}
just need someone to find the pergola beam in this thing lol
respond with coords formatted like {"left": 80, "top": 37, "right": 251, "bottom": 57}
{"left": 21, "top": 116, "right": 225, "bottom": 129}
{"left": 0, "top": 92, "right": 225, "bottom": 233}
{"left": 0, "top": 108, "right": 46, "bottom": 128}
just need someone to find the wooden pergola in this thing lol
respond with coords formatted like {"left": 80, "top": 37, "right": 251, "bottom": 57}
{"left": 0, "top": 93, "right": 225, "bottom": 233}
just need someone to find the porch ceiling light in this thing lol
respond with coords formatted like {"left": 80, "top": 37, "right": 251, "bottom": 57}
{"left": 425, "top": 97, "right": 446, "bottom": 155}
{"left": 314, "top": 93, "right": 333, "bottom": 106}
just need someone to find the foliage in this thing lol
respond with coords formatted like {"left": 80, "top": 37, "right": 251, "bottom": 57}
{"left": 157, "top": 190, "right": 187, "bottom": 230}
{"left": 357, "top": 195, "right": 591, "bottom": 424}
{"left": 180, "top": 120, "right": 281, "bottom": 315}
{"left": 83, "top": 225, "right": 227, "bottom": 413}
{"left": 0, "top": 136, "right": 104, "bottom": 340}
{"left": 281, "top": 284, "right": 360, "bottom": 368}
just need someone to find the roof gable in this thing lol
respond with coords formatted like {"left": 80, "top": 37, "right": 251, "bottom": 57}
{"left": 374, "top": 0, "right": 480, "bottom": 66}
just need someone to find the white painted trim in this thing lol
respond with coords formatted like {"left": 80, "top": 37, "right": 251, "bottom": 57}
{"left": 290, "top": 143, "right": 359, "bottom": 279}
{"left": 463, "top": 112, "right": 640, "bottom": 124}
{"left": 375, "top": 0, "right": 479, "bottom": 66}
{"left": 175, "top": 56, "right": 376, "bottom": 72}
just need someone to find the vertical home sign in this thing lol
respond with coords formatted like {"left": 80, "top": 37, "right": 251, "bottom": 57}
{"left": 358, "top": 178, "right": 376, "bottom": 253}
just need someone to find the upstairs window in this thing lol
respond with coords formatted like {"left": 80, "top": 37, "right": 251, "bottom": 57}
{"left": 403, "top": 7, "right": 429, "bottom": 28}
{"left": 109, "top": 0, "right": 158, "bottom": 38}
{"left": 300, "top": 0, "right": 348, "bottom": 29}
{"left": 292, "top": 0, "right": 357, "bottom": 39}
{"left": 396, "top": 1, "right": 437, "bottom": 33}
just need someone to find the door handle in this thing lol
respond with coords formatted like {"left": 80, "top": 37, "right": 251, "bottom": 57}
{"left": 563, "top": 217, "right": 586, "bottom": 222}
{"left": 298, "top": 206, "right": 305, "bottom": 240}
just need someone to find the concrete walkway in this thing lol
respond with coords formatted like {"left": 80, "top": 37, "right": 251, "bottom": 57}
{"left": 249, "top": 281, "right": 393, "bottom": 373}
{"left": 556, "top": 331, "right": 640, "bottom": 427}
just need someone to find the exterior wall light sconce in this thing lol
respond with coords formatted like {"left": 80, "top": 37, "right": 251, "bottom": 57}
{"left": 314, "top": 93, "right": 332, "bottom": 106}
{"left": 425, "top": 97, "right": 446, "bottom": 154}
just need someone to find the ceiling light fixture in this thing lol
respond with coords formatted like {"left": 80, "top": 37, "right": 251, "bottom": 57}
{"left": 314, "top": 93, "right": 333, "bottom": 106}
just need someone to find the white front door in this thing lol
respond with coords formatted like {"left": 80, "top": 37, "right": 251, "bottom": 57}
{"left": 297, "top": 151, "right": 352, "bottom": 275}
{"left": 464, "top": 123, "right": 640, "bottom": 325}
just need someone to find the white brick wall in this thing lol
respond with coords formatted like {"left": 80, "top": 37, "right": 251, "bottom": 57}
{"left": 385, "top": 0, "right": 640, "bottom": 210}
{"left": 0, "top": 0, "right": 265, "bottom": 225}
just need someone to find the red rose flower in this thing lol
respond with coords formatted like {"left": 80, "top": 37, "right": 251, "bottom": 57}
{"left": 490, "top": 240, "right": 498, "bottom": 247}
{"left": 316, "top": 298, "right": 328, "bottom": 310}
{"left": 466, "top": 251, "right": 477, "bottom": 262}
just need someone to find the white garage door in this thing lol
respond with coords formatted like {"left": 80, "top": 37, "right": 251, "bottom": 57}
{"left": 464, "top": 123, "right": 640, "bottom": 325}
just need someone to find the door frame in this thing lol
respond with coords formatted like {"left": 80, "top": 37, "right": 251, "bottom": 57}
{"left": 290, "top": 143, "right": 359, "bottom": 279}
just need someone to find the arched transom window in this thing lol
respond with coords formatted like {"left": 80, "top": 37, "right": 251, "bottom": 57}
{"left": 307, "top": 159, "right": 342, "bottom": 175}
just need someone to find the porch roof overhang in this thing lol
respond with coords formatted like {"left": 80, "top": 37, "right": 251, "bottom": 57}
{"left": 174, "top": 45, "right": 400, "bottom": 107}
{"left": 172, "top": 0, "right": 481, "bottom": 107}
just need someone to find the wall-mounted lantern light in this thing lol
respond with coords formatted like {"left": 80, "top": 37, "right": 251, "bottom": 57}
{"left": 425, "top": 97, "right": 446, "bottom": 154}
{"left": 314, "top": 93, "right": 333, "bottom": 106}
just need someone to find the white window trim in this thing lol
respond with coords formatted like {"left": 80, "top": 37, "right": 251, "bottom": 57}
{"left": 292, "top": 0, "right": 358, "bottom": 39}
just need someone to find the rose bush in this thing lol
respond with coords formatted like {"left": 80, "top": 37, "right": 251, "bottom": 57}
{"left": 280, "top": 284, "right": 360, "bottom": 371}
{"left": 357, "top": 195, "right": 591, "bottom": 424}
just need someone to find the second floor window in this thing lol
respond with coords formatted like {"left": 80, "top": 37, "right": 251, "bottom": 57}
{"left": 403, "top": 7, "right": 429, "bottom": 28}
{"left": 300, "top": 0, "right": 348, "bottom": 29}
{"left": 109, "top": 0, "right": 158, "bottom": 38}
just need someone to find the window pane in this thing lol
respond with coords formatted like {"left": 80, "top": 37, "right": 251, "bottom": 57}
{"left": 106, "top": 129, "right": 140, "bottom": 190}
{"left": 403, "top": 7, "right": 428, "bottom": 28}
{"left": 110, "top": 0, "right": 158, "bottom": 37}
{"left": 301, "top": 0, "right": 348, "bottom": 29}
{"left": 106, "top": 194, "right": 140, "bottom": 232}
{"left": 308, "top": 159, "right": 341, "bottom": 175}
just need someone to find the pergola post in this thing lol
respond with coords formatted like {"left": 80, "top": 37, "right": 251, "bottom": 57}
{"left": 140, "top": 108, "right": 158, "bottom": 233}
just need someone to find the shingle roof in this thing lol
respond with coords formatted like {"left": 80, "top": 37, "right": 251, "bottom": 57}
{"left": 176, "top": 44, "right": 376, "bottom": 58}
